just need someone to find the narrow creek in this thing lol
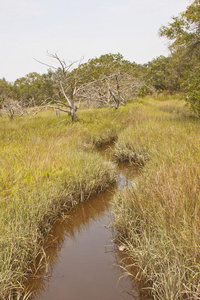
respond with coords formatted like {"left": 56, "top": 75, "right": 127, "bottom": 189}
{"left": 26, "top": 146, "right": 141, "bottom": 300}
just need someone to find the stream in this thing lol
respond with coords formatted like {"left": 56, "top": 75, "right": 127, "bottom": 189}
{"left": 26, "top": 147, "right": 141, "bottom": 300}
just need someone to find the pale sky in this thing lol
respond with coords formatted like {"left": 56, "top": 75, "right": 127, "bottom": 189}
{"left": 0, "top": 0, "right": 191, "bottom": 82}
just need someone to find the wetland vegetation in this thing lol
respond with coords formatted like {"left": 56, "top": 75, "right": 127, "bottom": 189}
{"left": 0, "top": 107, "right": 121, "bottom": 299}
{"left": 113, "top": 98, "right": 200, "bottom": 299}
{"left": 1, "top": 97, "right": 200, "bottom": 299}
{"left": 0, "top": 1, "right": 200, "bottom": 298}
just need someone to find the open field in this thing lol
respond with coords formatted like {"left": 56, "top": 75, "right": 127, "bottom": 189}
{"left": 0, "top": 97, "right": 199, "bottom": 299}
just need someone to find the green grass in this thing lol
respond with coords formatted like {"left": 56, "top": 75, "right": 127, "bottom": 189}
{"left": 1, "top": 97, "right": 199, "bottom": 299}
{"left": 0, "top": 107, "right": 131, "bottom": 299}
{"left": 112, "top": 98, "right": 200, "bottom": 299}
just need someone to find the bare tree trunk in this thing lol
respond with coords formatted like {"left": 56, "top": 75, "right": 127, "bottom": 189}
{"left": 70, "top": 96, "right": 77, "bottom": 122}
{"left": 115, "top": 75, "right": 120, "bottom": 109}
{"left": 9, "top": 108, "right": 14, "bottom": 119}
{"left": 109, "top": 88, "right": 119, "bottom": 109}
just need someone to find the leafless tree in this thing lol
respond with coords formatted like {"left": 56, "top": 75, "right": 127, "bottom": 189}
{"left": 34, "top": 52, "right": 154, "bottom": 116}
{"left": 79, "top": 72, "right": 147, "bottom": 109}
{"left": 0, "top": 98, "right": 24, "bottom": 119}
{"left": 35, "top": 53, "right": 99, "bottom": 122}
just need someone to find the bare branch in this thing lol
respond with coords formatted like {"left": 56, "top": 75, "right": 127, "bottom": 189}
{"left": 59, "top": 81, "right": 71, "bottom": 106}
{"left": 33, "top": 57, "right": 57, "bottom": 70}
{"left": 48, "top": 106, "right": 71, "bottom": 114}
{"left": 53, "top": 100, "right": 71, "bottom": 109}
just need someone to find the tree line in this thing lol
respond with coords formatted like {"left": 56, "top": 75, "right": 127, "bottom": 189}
{"left": 0, "top": 0, "right": 199, "bottom": 120}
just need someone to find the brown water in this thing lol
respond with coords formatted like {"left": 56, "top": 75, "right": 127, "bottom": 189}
{"left": 26, "top": 150, "right": 141, "bottom": 300}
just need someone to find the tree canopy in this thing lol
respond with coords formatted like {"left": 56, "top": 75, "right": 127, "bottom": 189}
{"left": 159, "top": 0, "right": 200, "bottom": 114}
{"left": 159, "top": 0, "right": 200, "bottom": 57}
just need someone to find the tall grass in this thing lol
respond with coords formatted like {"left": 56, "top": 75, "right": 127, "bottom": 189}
{"left": 1, "top": 97, "right": 198, "bottom": 299}
{"left": 112, "top": 99, "right": 200, "bottom": 299}
{"left": 0, "top": 107, "right": 134, "bottom": 299}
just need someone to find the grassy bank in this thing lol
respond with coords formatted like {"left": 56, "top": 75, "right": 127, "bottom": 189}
{"left": 1, "top": 97, "right": 198, "bottom": 299}
{"left": 112, "top": 98, "right": 200, "bottom": 299}
{"left": 0, "top": 107, "right": 135, "bottom": 299}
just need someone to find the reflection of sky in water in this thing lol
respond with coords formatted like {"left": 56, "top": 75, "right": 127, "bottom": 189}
{"left": 117, "top": 173, "right": 138, "bottom": 190}
{"left": 117, "top": 173, "right": 128, "bottom": 189}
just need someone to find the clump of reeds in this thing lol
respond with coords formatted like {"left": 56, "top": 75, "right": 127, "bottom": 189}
{"left": 112, "top": 139, "right": 149, "bottom": 166}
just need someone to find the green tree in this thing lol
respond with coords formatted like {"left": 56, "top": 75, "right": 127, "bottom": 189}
{"left": 14, "top": 72, "right": 53, "bottom": 106}
{"left": 159, "top": 0, "right": 200, "bottom": 57}
{"left": 0, "top": 78, "right": 13, "bottom": 103}
{"left": 145, "top": 55, "right": 180, "bottom": 92}
{"left": 183, "top": 62, "right": 200, "bottom": 115}
{"left": 159, "top": 0, "right": 200, "bottom": 114}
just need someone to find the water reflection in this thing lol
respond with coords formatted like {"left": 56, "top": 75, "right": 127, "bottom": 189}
{"left": 25, "top": 146, "right": 141, "bottom": 300}
{"left": 26, "top": 189, "right": 113, "bottom": 296}
{"left": 26, "top": 188, "right": 139, "bottom": 300}
{"left": 98, "top": 145, "right": 140, "bottom": 190}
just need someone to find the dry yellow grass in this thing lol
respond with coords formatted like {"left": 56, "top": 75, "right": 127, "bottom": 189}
{"left": 112, "top": 98, "right": 200, "bottom": 299}
{"left": 0, "top": 108, "right": 125, "bottom": 299}
{"left": 1, "top": 97, "right": 198, "bottom": 299}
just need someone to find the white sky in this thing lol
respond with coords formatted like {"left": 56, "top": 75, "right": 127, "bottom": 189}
{"left": 0, "top": 0, "right": 191, "bottom": 82}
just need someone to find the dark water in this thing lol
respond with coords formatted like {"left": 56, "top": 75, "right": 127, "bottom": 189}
{"left": 26, "top": 149, "right": 141, "bottom": 300}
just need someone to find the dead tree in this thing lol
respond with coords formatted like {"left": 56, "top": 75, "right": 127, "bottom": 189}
{"left": 34, "top": 53, "right": 154, "bottom": 114}
{"left": 83, "top": 73, "right": 138, "bottom": 109}
{"left": 106, "top": 74, "right": 123, "bottom": 109}
{"left": 35, "top": 53, "right": 98, "bottom": 122}
{"left": 0, "top": 98, "right": 24, "bottom": 119}
{"left": 107, "top": 73, "right": 154, "bottom": 108}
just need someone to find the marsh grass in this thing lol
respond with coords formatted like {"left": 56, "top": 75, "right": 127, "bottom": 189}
{"left": 112, "top": 98, "right": 200, "bottom": 299}
{"left": 0, "top": 108, "right": 132, "bottom": 299}
{"left": 1, "top": 97, "right": 198, "bottom": 299}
